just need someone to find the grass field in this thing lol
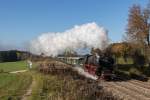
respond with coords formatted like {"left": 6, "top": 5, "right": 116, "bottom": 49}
{"left": 0, "top": 61, "right": 33, "bottom": 100}
{"left": 0, "top": 61, "right": 28, "bottom": 72}
{"left": 0, "top": 72, "right": 32, "bottom": 100}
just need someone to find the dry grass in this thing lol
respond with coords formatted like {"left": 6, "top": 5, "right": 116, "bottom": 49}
{"left": 0, "top": 72, "right": 32, "bottom": 100}
{"left": 33, "top": 61, "right": 118, "bottom": 100}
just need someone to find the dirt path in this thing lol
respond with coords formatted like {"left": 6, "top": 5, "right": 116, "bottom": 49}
{"left": 100, "top": 80, "right": 150, "bottom": 100}
{"left": 21, "top": 73, "right": 35, "bottom": 100}
{"left": 9, "top": 70, "right": 35, "bottom": 100}
{"left": 9, "top": 70, "right": 27, "bottom": 74}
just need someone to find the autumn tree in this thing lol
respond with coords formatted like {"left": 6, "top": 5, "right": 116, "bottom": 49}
{"left": 125, "top": 2, "right": 150, "bottom": 68}
{"left": 143, "top": 4, "right": 150, "bottom": 45}
{"left": 107, "top": 42, "right": 132, "bottom": 64}
{"left": 144, "top": 1, "right": 150, "bottom": 68}
{"left": 126, "top": 4, "right": 149, "bottom": 46}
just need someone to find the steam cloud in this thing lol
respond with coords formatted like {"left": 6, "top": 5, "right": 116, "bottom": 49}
{"left": 74, "top": 66, "right": 98, "bottom": 80}
{"left": 29, "top": 22, "right": 109, "bottom": 56}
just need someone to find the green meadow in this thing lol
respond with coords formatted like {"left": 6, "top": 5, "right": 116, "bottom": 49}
{"left": 0, "top": 73, "right": 32, "bottom": 100}
{"left": 0, "top": 61, "right": 28, "bottom": 72}
{"left": 0, "top": 61, "right": 32, "bottom": 100}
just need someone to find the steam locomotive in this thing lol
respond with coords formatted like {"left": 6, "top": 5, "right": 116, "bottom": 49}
{"left": 58, "top": 52, "right": 115, "bottom": 80}
{"left": 83, "top": 54, "right": 115, "bottom": 80}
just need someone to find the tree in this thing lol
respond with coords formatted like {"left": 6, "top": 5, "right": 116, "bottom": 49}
{"left": 144, "top": 0, "right": 150, "bottom": 45}
{"left": 108, "top": 42, "right": 132, "bottom": 64}
{"left": 144, "top": 1, "right": 150, "bottom": 68}
{"left": 125, "top": 2, "right": 150, "bottom": 68}
{"left": 126, "top": 4, "right": 150, "bottom": 46}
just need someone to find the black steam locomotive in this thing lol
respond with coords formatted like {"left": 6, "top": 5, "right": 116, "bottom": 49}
{"left": 83, "top": 54, "right": 115, "bottom": 80}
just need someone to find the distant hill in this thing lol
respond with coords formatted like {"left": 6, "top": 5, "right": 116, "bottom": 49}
{"left": 0, "top": 50, "right": 30, "bottom": 62}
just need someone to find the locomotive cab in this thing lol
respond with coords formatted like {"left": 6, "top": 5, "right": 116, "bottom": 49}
{"left": 83, "top": 54, "right": 114, "bottom": 80}
{"left": 84, "top": 54, "right": 99, "bottom": 76}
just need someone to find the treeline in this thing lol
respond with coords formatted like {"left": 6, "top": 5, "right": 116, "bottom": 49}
{"left": 123, "top": 1, "right": 150, "bottom": 67}
{"left": 107, "top": 42, "right": 150, "bottom": 65}
{"left": 0, "top": 50, "right": 30, "bottom": 62}
{"left": 109, "top": 1, "right": 150, "bottom": 67}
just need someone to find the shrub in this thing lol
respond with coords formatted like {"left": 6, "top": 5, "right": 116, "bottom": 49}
{"left": 129, "top": 67, "right": 141, "bottom": 76}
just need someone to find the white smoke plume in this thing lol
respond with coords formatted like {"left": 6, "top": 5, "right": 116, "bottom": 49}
{"left": 29, "top": 22, "right": 109, "bottom": 56}
{"left": 73, "top": 66, "right": 98, "bottom": 80}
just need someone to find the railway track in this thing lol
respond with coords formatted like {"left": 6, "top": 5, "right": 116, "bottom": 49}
{"left": 100, "top": 80, "right": 150, "bottom": 100}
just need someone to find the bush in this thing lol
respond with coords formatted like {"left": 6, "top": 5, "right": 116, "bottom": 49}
{"left": 129, "top": 67, "right": 148, "bottom": 81}
{"left": 129, "top": 67, "right": 141, "bottom": 76}
{"left": 143, "top": 67, "right": 150, "bottom": 77}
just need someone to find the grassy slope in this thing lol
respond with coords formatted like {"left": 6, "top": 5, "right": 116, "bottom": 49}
{"left": 0, "top": 61, "right": 28, "bottom": 72}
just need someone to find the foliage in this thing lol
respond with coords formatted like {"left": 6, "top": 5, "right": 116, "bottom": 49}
{"left": 0, "top": 50, "right": 30, "bottom": 62}
{"left": 109, "top": 42, "right": 132, "bottom": 57}
{"left": 125, "top": 4, "right": 150, "bottom": 45}
{"left": 129, "top": 67, "right": 141, "bottom": 76}
{"left": 0, "top": 50, "right": 18, "bottom": 62}
{"left": 131, "top": 49, "right": 146, "bottom": 67}
{"left": 117, "top": 57, "right": 133, "bottom": 64}
{"left": 143, "top": 66, "right": 150, "bottom": 76}
{"left": 124, "top": 2, "right": 150, "bottom": 66}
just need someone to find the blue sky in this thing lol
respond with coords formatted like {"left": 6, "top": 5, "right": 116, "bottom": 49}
{"left": 0, "top": 0, "right": 148, "bottom": 47}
